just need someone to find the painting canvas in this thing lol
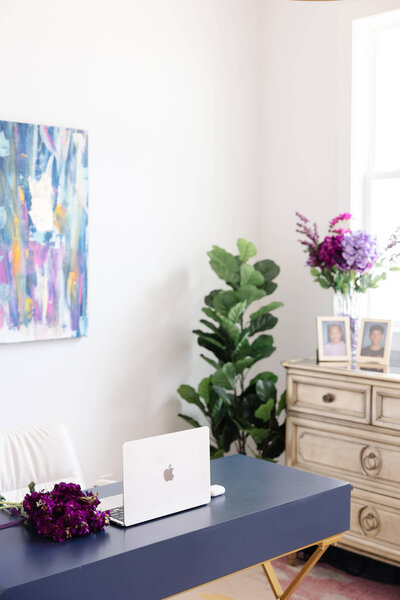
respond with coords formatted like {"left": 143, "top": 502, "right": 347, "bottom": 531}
{"left": 0, "top": 120, "right": 88, "bottom": 342}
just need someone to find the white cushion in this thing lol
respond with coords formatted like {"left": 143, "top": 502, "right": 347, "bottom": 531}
{"left": 0, "top": 422, "right": 85, "bottom": 502}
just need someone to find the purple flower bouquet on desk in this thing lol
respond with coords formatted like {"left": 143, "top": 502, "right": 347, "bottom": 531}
{"left": 296, "top": 212, "right": 400, "bottom": 355}
{"left": 0, "top": 482, "right": 109, "bottom": 542}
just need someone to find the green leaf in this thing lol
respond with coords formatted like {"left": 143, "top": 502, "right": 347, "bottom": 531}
{"left": 198, "top": 337, "right": 228, "bottom": 361}
{"left": 250, "top": 302, "right": 283, "bottom": 320}
{"left": 200, "top": 354, "right": 219, "bottom": 369}
{"left": 212, "top": 363, "right": 237, "bottom": 390}
{"left": 232, "top": 336, "right": 251, "bottom": 360}
{"left": 195, "top": 333, "right": 225, "bottom": 350}
{"left": 233, "top": 357, "right": 255, "bottom": 374}
{"left": 210, "top": 447, "right": 225, "bottom": 459}
{"left": 249, "top": 371, "right": 278, "bottom": 387}
{"left": 202, "top": 307, "right": 221, "bottom": 323}
{"left": 204, "top": 290, "right": 221, "bottom": 308}
{"left": 277, "top": 390, "right": 286, "bottom": 416}
{"left": 213, "top": 290, "right": 241, "bottom": 316}
{"left": 249, "top": 428, "right": 270, "bottom": 445}
{"left": 237, "top": 238, "right": 257, "bottom": 262}
{"left": 389, "top": 266, "right": 400, "bottom": 272}
{"left": 227, "top": 301, "right": 247, "bottom": 323}
{"left": 262, "top": 281, "right": 278, "bottom": 296}
{"left": 199, "top": 319, "right": 221, "bottom": 335}
{"left": 318, "top": 279, "right": 330, "bottom": 289}
{"left": 28, "top": 481, "right": 36, "bottom": 494}
{"left": 193, "top": 330, "right": 224, "bottom": 345}
{"left": 249, "top": 335, "right": 275, "bottom": 361}
{"left": 210, "top": 395, "right": 229, "bottom": 429}
{"left": 255, "top": 398, "right": 275, "bottom": 422}
{"left": 254, "top": 259, "right": 280, "bottom": 282}
{"left": 249, "top": 313, "right": 278, "bottom": 336}
{"left": 178, "top": 414, "right": 201, "bottom": 428}
{"left": 198, "top": 377, "right": 212, "bottom": 403}
{"left": 208, "top": 246, "right": 240, "bottom": 285}
{"left": 255, "top": 379, "right": 276, "bottom": 403}
{"left": 220, "top": 317, "right": 241, "bottom": 345}
{"left": 177, "top": 385, "right": 204, "bottom": 412}
{"left": 310, "top": 267, "right": 319, "bottom": 277}
{"left": 237, "top": 285, "right": 266, "bottom": 305}
{"left": 240, "top": 263, "right": 264, "bottom": 287}
{"left": 212, "top": 385, "right": 234, "bottom": 404}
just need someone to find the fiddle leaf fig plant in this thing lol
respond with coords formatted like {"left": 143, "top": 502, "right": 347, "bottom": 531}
{"left": 177, "top": 238, "right": 286, "bottom": 460}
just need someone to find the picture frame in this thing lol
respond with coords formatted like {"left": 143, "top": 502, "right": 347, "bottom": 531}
{"left": 355, "top": 362, "right": 389, "bottom": 374}
{"left": 317, "top": 316, "right": 351, "bottom": 362}
{"left": 356, "top": 319, "right": 392, "bottom": 364}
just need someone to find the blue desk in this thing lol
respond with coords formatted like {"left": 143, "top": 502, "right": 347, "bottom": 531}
{"left": 0, "top": 455, "right": 351, "bottom": 600}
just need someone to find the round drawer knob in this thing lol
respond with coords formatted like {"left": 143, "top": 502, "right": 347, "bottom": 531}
{"left": 322, "top": 393, "right": 335, "bottom": 403}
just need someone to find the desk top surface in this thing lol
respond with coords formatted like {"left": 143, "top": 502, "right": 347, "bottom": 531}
{"left": 0, "top": 454, "right": 351, "bottom": 598}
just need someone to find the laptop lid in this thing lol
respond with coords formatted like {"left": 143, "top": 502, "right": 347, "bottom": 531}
{"left": 123, "top": 426, "right": 211, "bottom": 526}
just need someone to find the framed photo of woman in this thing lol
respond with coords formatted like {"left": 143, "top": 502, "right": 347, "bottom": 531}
{"left": 317, "top": 316, "right": 351, "bottom": 362}
{"left": 356, "top": 319, "right": 392, "bottom": 364}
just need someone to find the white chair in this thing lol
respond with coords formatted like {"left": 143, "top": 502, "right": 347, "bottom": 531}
{"left": 0, "top": 422, "right": 85, "bottom": 502}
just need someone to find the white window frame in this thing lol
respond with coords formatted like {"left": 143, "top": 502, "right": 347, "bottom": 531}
{"left": 351, "top": 9, "right": 400, "bottom": 328}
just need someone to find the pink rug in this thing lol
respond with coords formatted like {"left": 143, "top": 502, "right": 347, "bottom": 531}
{"left": 272, "top": 557, "right": 400, "bottom": 600}
{"left": 178, "top": 556, "right": 400, "bottom": 600}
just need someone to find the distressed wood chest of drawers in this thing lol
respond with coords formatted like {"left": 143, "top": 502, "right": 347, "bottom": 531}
{"left": 284, "top": 358, "right": 400, "bottom": 566}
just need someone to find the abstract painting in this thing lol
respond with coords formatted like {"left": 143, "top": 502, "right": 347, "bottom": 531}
{"left": 0, "top": 120, "right": 88, "bottom": 342}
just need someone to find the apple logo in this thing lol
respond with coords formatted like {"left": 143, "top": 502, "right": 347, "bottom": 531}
{"left": 163, "top": 464, "right": 174, "bottom": 482}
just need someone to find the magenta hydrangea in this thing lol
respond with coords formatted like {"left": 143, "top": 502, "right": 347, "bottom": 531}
{"left": 22, "top": 482, "right": 110, "bottom": 542}
{"left": 318, "top": 234, "right": 347, "bottom": 270}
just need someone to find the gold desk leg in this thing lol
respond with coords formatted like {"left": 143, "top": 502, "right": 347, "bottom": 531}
{"left": 261, "top": 534, "right": 342, "bottom": 600}
{"left": 286, "top": 552, "right": 297, "bottom": 567}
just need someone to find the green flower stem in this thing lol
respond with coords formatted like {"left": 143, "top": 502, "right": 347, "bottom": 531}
{"left": 0, "top": 501, "right": 23, "bottom": 510}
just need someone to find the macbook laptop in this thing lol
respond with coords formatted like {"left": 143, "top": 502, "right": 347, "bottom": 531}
{"left": 98, "top": 427, "right": 211, "bottom": 527}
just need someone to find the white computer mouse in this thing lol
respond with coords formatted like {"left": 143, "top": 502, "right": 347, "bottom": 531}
{"left": 210, "top": 484, "right": 225, "bottom": 497}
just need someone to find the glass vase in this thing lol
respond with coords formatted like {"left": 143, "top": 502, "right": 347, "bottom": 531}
{"left": 333, "top": 290, "right": 362, "bottom": 359}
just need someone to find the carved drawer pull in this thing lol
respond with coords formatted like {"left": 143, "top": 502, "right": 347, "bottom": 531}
{"left": 363, "top": 453, "right": 380, "bottom": 470}
{"left": 360, "top": 446, "right": 382, "bottom": 476}
{"left": 359, "top": 506, "right": 380, "bottom": 537}
{"left": 361, "top": 513, "right": 379, "bottom": 532}
{"left": 322, "top": 393, "right": 335, "bottom": 403}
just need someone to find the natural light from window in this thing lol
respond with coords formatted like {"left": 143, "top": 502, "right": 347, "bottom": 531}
{"left": 352, "top": 9, "right": 400, "bottom": 330}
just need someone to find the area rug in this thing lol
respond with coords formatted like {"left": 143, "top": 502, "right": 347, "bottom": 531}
{"left": 176, "top": 557, "right": 400, "bottom": 600}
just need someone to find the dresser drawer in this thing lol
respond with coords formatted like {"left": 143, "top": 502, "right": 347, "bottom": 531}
{"left": 341, "top": 489, "right": 400, "bottom": 565}
{"left": 287, "top": 372, "right": 370, "bottom": 423}
{"left": 372, "top": 386, "right": 400, "bottom": 431}
{"left": 287, "top": 417, "right": 400, "bottom": 495}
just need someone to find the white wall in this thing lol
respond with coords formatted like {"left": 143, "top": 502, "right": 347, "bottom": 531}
{"left": 261, "top": 0, "right": 400, "bottom": 388}
{"left": 0, "top": 0, "right": 265, "bottom": 484}
{"left": 3, "top": 0, "right": 400, "bottom": 485}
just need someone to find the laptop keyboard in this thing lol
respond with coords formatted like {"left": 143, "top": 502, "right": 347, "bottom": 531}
{"left": 109, "top": 506, "right": 124, "bottom": 522}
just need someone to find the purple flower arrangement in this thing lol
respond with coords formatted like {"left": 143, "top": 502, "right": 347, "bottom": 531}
{"left": 296, "top": 212, "right": 399, "bottom": 294}
{"left": 0, "top": 482, "right": 110, "bottom": 542}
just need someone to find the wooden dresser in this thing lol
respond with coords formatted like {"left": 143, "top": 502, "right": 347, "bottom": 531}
{"left": 284, "top": 358, "right": 400, "bottom": 567}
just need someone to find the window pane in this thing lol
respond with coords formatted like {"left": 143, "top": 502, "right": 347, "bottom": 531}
{"left": 369, "top": 179, "right": 400, "bottom": 323}
{"left": 374, "top": 27, "right": 400, "bottom": 172}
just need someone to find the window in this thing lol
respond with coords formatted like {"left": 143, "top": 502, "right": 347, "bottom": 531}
{"left": 352, "top": 9, "right": 400, "bottom": 330}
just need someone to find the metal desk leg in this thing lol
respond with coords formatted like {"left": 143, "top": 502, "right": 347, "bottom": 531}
{"left": 262, "top": 534, "right": 342, "bottom": 600}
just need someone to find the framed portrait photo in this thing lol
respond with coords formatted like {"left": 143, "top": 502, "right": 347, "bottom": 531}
{"left": 317, "top": 316, "right": 351, "bottom": 362}
{"left": 356, "top": 319, "right": 392, "bottom": 364}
